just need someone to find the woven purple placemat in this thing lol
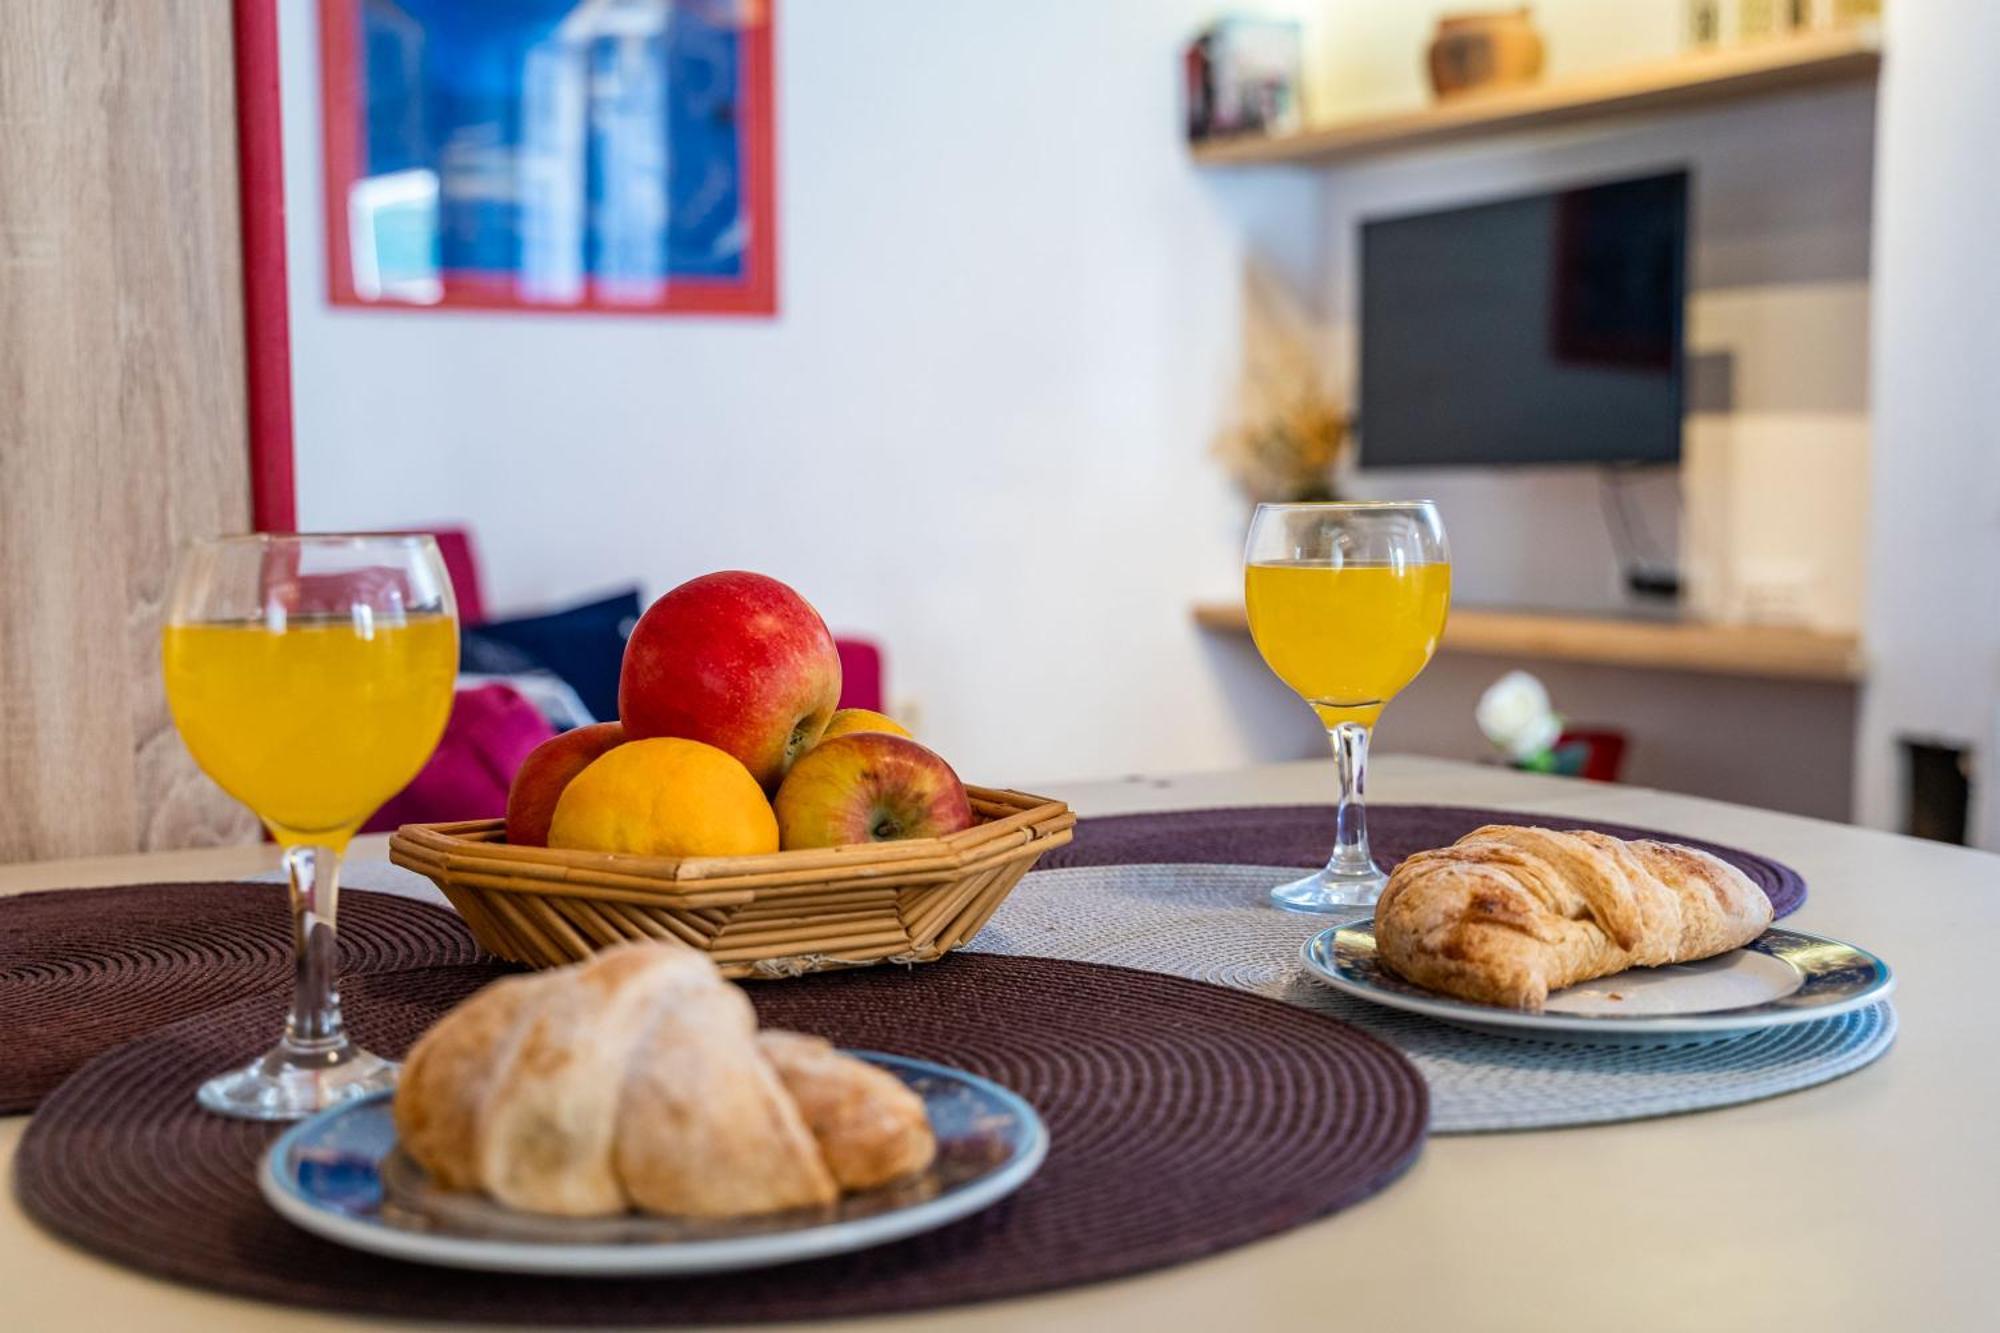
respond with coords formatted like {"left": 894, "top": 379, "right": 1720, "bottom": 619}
{"left": 16, "top": 954, "right": 1427, "bottom": 1324}
{"left": 0, "top": 883, "right": 485, "bottom": 1113}
{"left": 1039, "top": 803, "right": 1806, "bottom": 919}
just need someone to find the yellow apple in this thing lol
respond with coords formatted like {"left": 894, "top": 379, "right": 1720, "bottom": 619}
{"left": 817, "top": 708, "right": 912, "bottom": 744}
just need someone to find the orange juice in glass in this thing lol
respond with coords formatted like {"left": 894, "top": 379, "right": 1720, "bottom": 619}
{"left": 1243, "top": 504, "right": 1450, "bottom": 911}
{"left": 163, "top": 615, "right": 457, "bottom": 846}
{"left": 1243, "top": 561, "right": 1451, "bottom": 729}
{"left": 162, "top": 535, "right": 457, "bottom": 1119}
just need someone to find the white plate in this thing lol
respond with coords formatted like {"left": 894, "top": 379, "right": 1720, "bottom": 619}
{"left": 1301, "top": 922, "right": 1893, "bottom": 1043}
{"left": 260, "top": 1052, "right": 1047, "bottom": 1275}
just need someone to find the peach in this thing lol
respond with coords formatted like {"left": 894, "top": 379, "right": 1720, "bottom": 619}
{"left": 547, "top": 738, "right": 778, "bottom": 859}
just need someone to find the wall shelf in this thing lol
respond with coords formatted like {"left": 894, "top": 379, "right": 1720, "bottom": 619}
{"left": 1190, "top": 28, "right": 1881, "bottom": 168}
{"left": 1192, "top": 602, "right": 1864, "bottom": 684}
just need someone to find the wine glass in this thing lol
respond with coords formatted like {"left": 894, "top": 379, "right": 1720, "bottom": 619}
{"left": 1243, "top": 502, "right": 1451, "bottom": 912}
{"left": 162, "top": 535, "right": 459, "bottom": 1119}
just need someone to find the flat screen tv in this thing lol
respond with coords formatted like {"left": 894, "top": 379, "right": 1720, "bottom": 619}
{"left": 1358, "top": 171, "right": 1687, "bottom": 468}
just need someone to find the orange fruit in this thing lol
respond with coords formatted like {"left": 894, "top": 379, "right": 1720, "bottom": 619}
{"left": 817, "top": 708, "right": 911, "bottom": 744}
{"left": 547, "top": 738, "right": 778, "bottom": 858}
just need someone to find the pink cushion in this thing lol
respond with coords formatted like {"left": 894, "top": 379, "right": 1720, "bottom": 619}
{"left": 834, "top": 638, "right": 884, "bottom": 713}
{"left": 364, "top": 683, "right": 555, "bottom": 833}
{"left": 427, "top": 527, "right": 487, "bottom": 627}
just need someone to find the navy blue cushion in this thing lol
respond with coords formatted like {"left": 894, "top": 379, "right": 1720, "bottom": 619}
{"left": 460, "top": 588, "right": 641, "bottom": 723}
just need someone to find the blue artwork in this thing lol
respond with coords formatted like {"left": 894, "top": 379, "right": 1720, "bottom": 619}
{"left": 324, "top": 0, "right": 775, "bottom": 314}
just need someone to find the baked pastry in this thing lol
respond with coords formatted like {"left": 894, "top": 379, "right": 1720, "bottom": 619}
{"left": 757, "top": 1031, "right": 935, "bottom": 1191}
{"left": 1373, "top": 824, "right": 1773, "bottom": 1012}
{"left": 393, "top": 942, "right": 935, "bottom": 1218}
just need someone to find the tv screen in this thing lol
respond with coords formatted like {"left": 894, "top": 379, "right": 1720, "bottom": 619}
{"left": 1358, "top": 171, "right": 1687, "bottom": 468}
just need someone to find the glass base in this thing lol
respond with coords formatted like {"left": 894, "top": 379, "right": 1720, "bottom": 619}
{"left": 197, "top": 1039, "right": 398, "bottom": 1121}
{"left": 1269, "top": 864, "right": 1388, "bottom": 914}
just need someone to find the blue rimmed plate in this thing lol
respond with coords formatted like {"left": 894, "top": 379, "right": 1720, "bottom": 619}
{"left": 1302, "top": 922, "right": 1893, "bottom": 1044}
{"left": 260, "top": 1052, "right": 1047, "bottom": 1275}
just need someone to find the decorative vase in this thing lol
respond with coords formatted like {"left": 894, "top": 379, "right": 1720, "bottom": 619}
{"left": 1427, "top": 8, "right": 1546, "bottom": 99}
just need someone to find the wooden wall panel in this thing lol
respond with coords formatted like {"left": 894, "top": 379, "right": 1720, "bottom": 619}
{"left": 0, "top": 0, "right": 260, "bottom": 860}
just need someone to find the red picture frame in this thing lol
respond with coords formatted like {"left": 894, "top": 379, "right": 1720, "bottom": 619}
{"left": 233, "top": 0, "right": 297, "bottom": 532}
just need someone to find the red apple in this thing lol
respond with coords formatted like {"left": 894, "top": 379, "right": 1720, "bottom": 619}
{"left": 618, "top": 571, "right": 842, "bottom": 791}
{"left": 505, "top": 722, "right": 627, "bottom": 846}
{"left": 772, "top": 733, "right": 974, "bottom": 849}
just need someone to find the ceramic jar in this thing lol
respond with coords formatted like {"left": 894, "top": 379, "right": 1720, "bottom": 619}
{"left": 1428, "top": 8, "right": 1546, "bottom": 98}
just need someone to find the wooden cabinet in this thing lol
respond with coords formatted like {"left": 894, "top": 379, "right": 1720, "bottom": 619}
{"left": 0, "top": 0, "right": 260, "bottom": 859}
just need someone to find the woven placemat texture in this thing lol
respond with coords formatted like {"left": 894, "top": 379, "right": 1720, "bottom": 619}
{"left": 1038, "top": 803, "right": 1808, "bottom": 919}
{"left": 15, "top": 954, "right": 1427, "bottom": 1324}
{"left": 0, "top": 883, "right": 484, "bottom": 1113}
{"left": 976, "top": 863, "right": 1892, "bottom": 1132}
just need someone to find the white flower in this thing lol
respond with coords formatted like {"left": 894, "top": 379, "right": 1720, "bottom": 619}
{"left": 1477, "top": 671, "right": 1562, "bottom": 762}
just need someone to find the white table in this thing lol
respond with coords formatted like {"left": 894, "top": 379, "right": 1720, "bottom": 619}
{"left": 3, "top": 756, "right": 1994, "bottom": 1331}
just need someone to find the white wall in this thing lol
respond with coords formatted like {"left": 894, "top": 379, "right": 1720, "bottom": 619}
{"left": 1858, "top": 0, "right": 2000, "bottom": 849}
{"left": 277, "top": 1, "right": 1895, "bottom": 804}
{"left": 277, "top": 0, "right": 1315, "bottom": 784}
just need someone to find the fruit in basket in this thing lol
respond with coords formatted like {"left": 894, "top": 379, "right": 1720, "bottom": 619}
{"left": 548, "top": 738, "right": 779, "bottom": 858}
{"left": 772, "top": 733, "right": 973, "bottom": 850}
{"left": 619, "top": 572, "right": 842, "bottom": 792}
{"left": 504, "top": 722, "right": 627, "bottom": 847}
{"left": 817, "top": 708, "right": 911, "bottom": 743}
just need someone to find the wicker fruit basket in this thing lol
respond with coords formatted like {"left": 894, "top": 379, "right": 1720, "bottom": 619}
{"left": 388, "top": 786, "right": 1074, "bottom": 978}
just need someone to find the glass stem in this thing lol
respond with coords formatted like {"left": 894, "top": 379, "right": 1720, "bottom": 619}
{"left": 1326, "top": 721, "right": 1377, "bottom": 877}
{"left": 282, "top": 844, "right": 349, "bottom": 1051}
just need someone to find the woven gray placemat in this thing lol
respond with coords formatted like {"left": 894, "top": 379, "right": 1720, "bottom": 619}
{"left": 972, "top": 863, "right": 1895, "bottom": 1133}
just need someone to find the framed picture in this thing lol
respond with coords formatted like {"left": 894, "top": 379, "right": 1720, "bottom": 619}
{"left": 316, "top": 0, "right": 776, "bottom": 317}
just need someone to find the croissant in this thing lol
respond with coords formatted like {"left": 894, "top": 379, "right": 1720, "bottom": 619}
{"left": 393, "top": 941, "right": 935, "bottom": 1218}
{"left": 1373, "top": 824, "right": 1773, "bottom": 1012}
